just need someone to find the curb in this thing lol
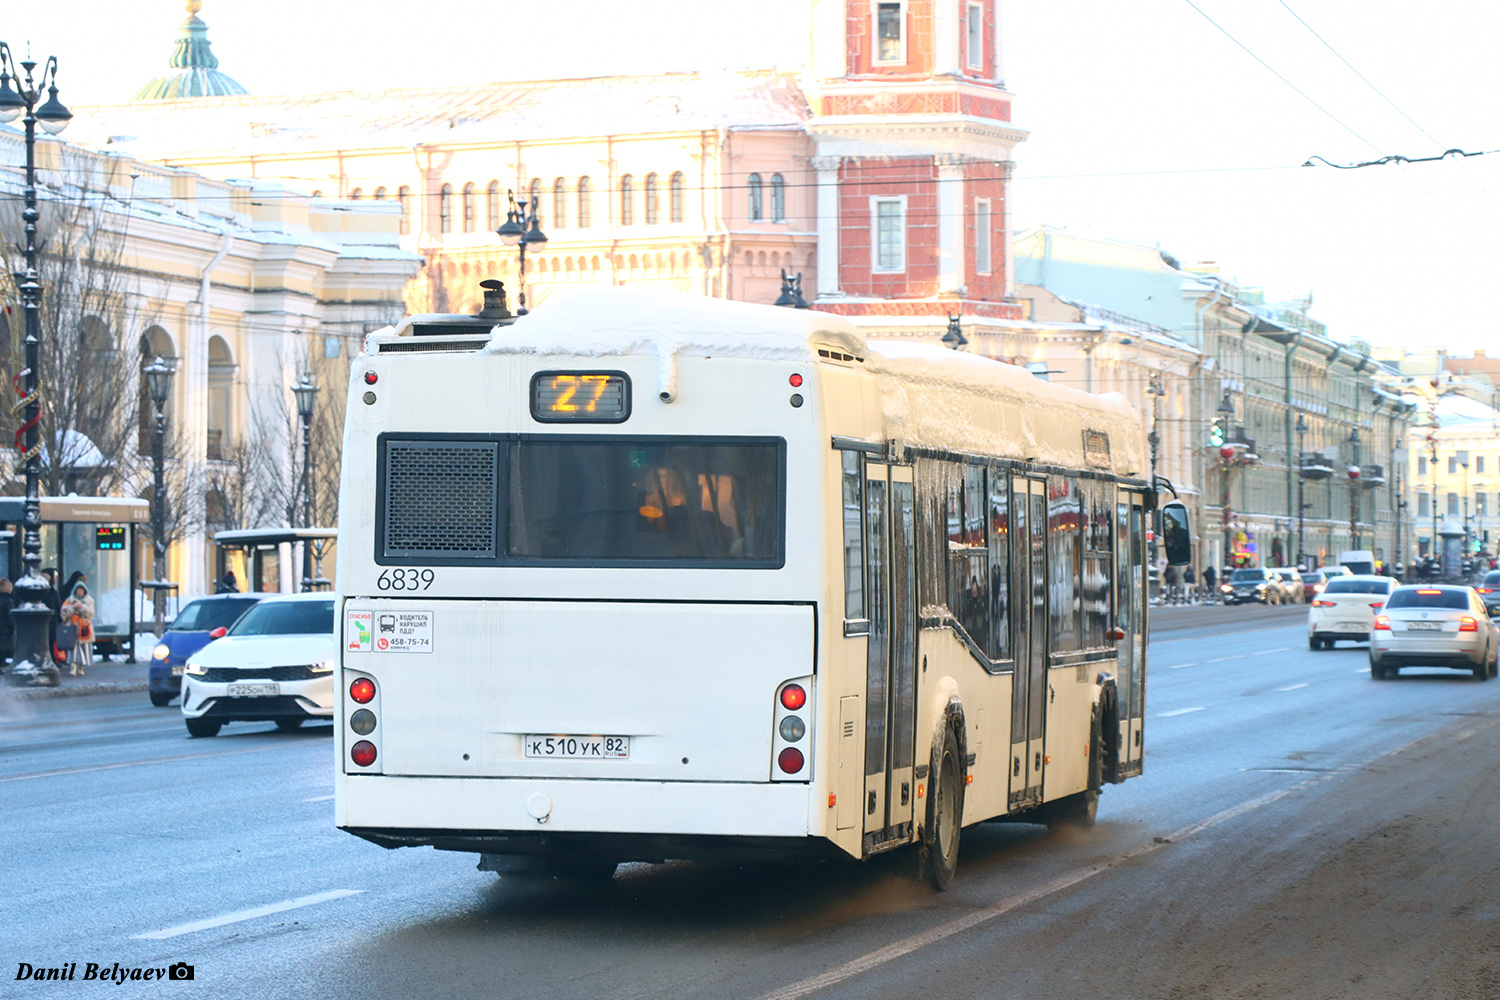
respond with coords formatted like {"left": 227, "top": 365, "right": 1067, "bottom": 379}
{"left": 0, "top": 680, "right": 151, "bottom": 702}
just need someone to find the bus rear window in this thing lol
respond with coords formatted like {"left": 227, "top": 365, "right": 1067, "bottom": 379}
{"left": 507, "top": 439, "right": 784, "bottom": 566}
{"left": 1386, "top": 589, "right": 1469, "bottom": 610}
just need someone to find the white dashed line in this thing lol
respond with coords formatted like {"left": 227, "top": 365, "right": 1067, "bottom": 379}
{"left": 134, "top": 889, "right": 365, "bottom": 940}
{"left": 1276, "top": 683, "right": 1309, "bottom": 692}
{"left": 1257, "top": 647, "right": 1294, "bottom": 654}
{"left": 301, "top": 794, "right": 334, "bottom": 802}
{"left": 1159, "top": 707, "right": 1206, "bottom": 717}
{"left": 1165, "top": 662, "right": 1199, "bottom": 670}
{"left": 1205, "top": 655, "right": 1246, "bottom": 663}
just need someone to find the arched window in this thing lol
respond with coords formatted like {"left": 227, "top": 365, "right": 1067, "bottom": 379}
{"left": 528, "top": 178, "right": 544, "bottom": 226}
{"left": 207, "top": 335, "right": 235, "bottom": 461}
{"left": 644, "top": 173, "right": 659, "bottom": 225}
{"left": 553, "top": 178, "right": 567, "bottom": 229}
{"left": 770, "top": 173, "right": 786, "bottom": 222}
{"left": 747, "top": 173, "right": 763, "bottom": 222}
{"left": 670, "top": 171, "right": 685, "bottom": 223}
{"left": 619, "top": 174, "right": 634, "bottom": 225}
{"left": 349, "top": 187, "right": 363, "bottom": 200}
{"left": 373, "top": 186, "right": 387, "bottom": 201}
{"left": 438, "top": 183, "right": 454, "bottom": 234}
{"left": 577, "top": 177, "right": 593, "bottom": 228}
{"left": 397, "top": 186, "right": 411, "bottom": 234}
{"left": 486, "top": 181, "right": 502, "bottom": 230}
{"left": 461, "top": 182, "right": 476, "bottom": 233}
{"left": 137, "top": 326, "right": 176, "bottom": 453}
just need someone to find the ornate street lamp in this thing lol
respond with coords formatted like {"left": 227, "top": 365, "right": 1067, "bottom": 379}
{"left": 496, "top": 190, "right": 547, "bottom": 315}
{"left": 774, "top": 268, "right": 809, "bottom": 309}
{"left": 1217, "top": 391, "right": 1237, "bottom": 569}
{"left": 1347, "top": 427, "right": 1362, "bottom": 548}
{"left": 292, "top": 374, "right": 320, "bottom": 591}
{"left": 1, "top": 45, "right": 72, "bottom": 686}
{"left": 1295, "top": 412, "right": 1308, "bottom": 567}
{"left": 1146, "top": 372, "right": 1165, "bottom": 588}
{"left": 143, "top": 356, "right": 176, "bottom": 638}
{"left": 941, "top": 314, "right": 969, "bottom": 351}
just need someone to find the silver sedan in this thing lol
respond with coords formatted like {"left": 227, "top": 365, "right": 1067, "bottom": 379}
{"left": 1368, "top": 585, "right": 1500, "bottom": 681}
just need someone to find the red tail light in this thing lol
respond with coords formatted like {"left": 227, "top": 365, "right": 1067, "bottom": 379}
{"left": 1369, "top": 602, "right": 1385, "bottom": 610}
{"left": 1373, "top": 615, "right": 1391, "bottom": 631}
{"left": 779, "top": 683, "right": 807, "bottom": 710}
{"left": 350, "top": 740, "right": 378, "bottom": 767}
{"left": 1313, "top": 600, "right": 1335, "bottom": 608}
{"left": 349, "top": 678, "right": 376, "bottom": 704}
{"left": 1417, "top": 589, "right": 1442, "bottom": 595}
{"left": 1460, "top": 616, "right": 1479, "bottom": 632}
{"left": 777, "top": 747, "right": 804, "bottom": 773}
{"left": 1478, "top": 588, "right": 1493, "bottom": 595}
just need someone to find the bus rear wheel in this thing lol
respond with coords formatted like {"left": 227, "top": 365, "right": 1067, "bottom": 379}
{"left": 922, "top": 725, "right": 964, "bottom": 891}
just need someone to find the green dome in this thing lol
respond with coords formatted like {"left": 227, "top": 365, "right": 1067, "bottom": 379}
{"left": 133, "top": 1, "right": 247, "bottom": 101}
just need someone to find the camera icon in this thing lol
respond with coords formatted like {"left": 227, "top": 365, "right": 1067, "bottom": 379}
{"left": 168, "top": 963, "right": 194, "bottom": 981}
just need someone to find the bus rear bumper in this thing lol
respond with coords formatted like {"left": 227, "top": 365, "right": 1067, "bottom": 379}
{"left": 336, "top": 775, "right": 815, "bottom": 844}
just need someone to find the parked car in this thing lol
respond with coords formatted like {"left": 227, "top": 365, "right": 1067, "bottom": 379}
{"left": 180, "top": 593, "right": 337, "bottom": 737}
{"left": 147, "top": 594, "right": 265, "bottom": 707}
{"left": 1222, "top": 568, "right": 1282, "bottom": 605}
{"left": 1270, "top": 567, "right": 1305, "bottom": 604}
{"left": 1369, "top": 585, "right": 1500, "bottom": 680}
{"left": 1307, "top": 575, "right": 1396, "bottom": 649}
{"left": 1475, "top": 571, "right": 1500, "bottom": 616}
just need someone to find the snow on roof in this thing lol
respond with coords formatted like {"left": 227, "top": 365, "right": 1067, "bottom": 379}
{"left": 70, "top": 71, "right": 811, "bottom": 159}
{"left": 481, "top": 287, "right": 868, "bottom": 362}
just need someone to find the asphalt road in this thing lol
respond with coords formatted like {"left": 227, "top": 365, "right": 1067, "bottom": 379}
{"left": 4, "top": 602, "right": 1498, "bottom": 1000}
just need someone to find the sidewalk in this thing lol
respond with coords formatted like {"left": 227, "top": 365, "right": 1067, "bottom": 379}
{"left": 0, "top": 656, "right": 151, "bottom": 701}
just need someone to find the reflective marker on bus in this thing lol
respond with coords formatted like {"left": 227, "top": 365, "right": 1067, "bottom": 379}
{"left": 333, "top": 288, "right": 1173, "bottom": 890}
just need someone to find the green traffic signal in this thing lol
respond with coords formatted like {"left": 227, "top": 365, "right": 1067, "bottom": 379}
{"left": 1209, "top": 422, "right": 1225, "bottom": 447}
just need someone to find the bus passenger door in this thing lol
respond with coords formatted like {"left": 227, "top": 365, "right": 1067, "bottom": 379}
{"left": 1114, "top": 490, "right": 1147, "bottom": 774}
{"left": 1009, "top": 478, "right": 1047, "bottom": 809}
{"left": 862, "top": 463, "right": 919, "bottom": 848}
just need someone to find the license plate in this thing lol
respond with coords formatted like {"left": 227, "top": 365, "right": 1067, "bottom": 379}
{"left": 1338, "top": 622, "right": 1365, "bottom": 631}
{"left": 171, "top": 665, "right": 184, "bottom": 676}
{"left": 1406, "top": 621, "right": 1441, "bottom": 631}
{"left": 226, "top": 683, "right": 279, "bottom": 697}
{"left": 523, "top": 735, "right": 630, "bottom": 759}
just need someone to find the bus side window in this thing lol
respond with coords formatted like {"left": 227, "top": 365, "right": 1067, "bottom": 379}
{"left": 947, "top": 464, "right": 990, "bottom": 650}
{"left": 988, "top": 469, "right": 1010, "bottom": 659}
{"left": 842, "top": 450, "right": 866, "bottom": 626}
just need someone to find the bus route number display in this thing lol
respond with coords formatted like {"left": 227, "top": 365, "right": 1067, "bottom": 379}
{"left": 531, "top": 371, "right": 630, "bottom": 423}
{"left": 95, "top": 527, "right": 126, "bottom": 551}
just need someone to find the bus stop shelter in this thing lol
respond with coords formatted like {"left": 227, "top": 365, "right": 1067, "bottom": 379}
{"left": 213, "top": 528, "right": 337, "bottom": 593}
{"left": 0, "top": 496, "right": 149, "bottom": 658}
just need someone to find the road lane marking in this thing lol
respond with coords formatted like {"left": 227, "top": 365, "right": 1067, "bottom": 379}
{"left": 1276, "top": 683, "right": 1309, "bottom": 692}
{"left": 302, "top": 794, "right": 335, "bottom": 802}
{"left": 756, "top": 711, "right": 1500, "bottom": 1000}
{"left": 1158, "top": 707, "right": 1205, "bottom": 717}
{"left": 0, "top": 743, "right": 304, "bottom": 783}
{"left": 1354, "top": 667, "right": 1371, "bottom": 674}
{"left": 1256, "top": 647, "right": 1293, "bottom": 654}
{"left": 1204, "top": 656, "right": 1245, "bottom": 663}
{"left": 1165, "top": 662, "right": 1199, "bottom": 670}
{"left": 134, "top": 890, "right": 364, "bottom": 940}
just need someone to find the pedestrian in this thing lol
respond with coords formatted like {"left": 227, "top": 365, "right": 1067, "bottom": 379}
{"left": 1184, "top": 564, "right": 1197, "bottom": 601}
{"left": 1204, "top": 564, "right": 1217, "bottom": 597}
{"left": 1164, "top": 564, "right": 1179, "bottom": 604}
{"left": 0, "top": 578, "right": 13, "bottom": 666}
{"left": 216, "top": 570, "right": 240, "bottom": 594}
{"left": 61, "top": 582, "right": 95, "bottom": 675}
{"left": 40, "top": 568, "right": 62, "bottom": 664}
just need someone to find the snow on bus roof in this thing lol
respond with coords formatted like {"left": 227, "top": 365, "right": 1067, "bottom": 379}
{"left": 480, "top": 287, "right": 868, "bottom": 361}
{"left": 863, "top": 340, "right": 1145, "bottom": 475}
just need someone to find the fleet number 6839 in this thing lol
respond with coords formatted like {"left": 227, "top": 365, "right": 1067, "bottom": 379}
{"left": 377, "top": 568, "right": 435, "bottom": 591}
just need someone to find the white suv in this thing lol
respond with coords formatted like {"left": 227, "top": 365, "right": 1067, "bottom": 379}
{"left": 1308, "top": 575, "right": 1396, "bottom": 649}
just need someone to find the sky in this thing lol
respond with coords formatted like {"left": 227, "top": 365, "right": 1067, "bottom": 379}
{"left": 9, "top": 0, "right": 1499, "bottom": 353}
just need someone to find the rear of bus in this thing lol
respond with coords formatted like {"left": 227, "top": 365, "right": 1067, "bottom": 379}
{"left": 333, "top": 297, "right": 846, "bottom": 867}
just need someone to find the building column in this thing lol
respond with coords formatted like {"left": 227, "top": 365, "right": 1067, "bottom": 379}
{"left": 812, "top": 156, "right": 841, "bottom": 298}
{"left": 936, "top": 154, "right": 965, "bottom": 294}
{"left": 935, "top": 0, "right": 961, "bottom": 76}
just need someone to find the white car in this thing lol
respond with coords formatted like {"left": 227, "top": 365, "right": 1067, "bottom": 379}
{"left": 181, "top": 593, "right": 337, "bottom": 738}
{"left": 1307, "top": 575, "right": 1395, "bottom": 649}
{"left": 1369, "top": 585, "right": 1500, "bottom": 681}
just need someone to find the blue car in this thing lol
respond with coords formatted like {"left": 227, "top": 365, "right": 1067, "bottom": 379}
{"left": 148, "top": 594, "right": 264, "bottom": 706}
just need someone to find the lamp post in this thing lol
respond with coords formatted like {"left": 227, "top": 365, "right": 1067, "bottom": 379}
{"left": 941, "top": 314, "right": 968, "bottom": 350}
{"left": 496, "top": 190, "right": 547, "bottom": 315}
{"left": 1217, "top": 391, "right": 1236, "bottom": 568}
{"left": 1146, "top": 372, "right": 1165, "bottom": 586}
{"left": 292, "top": 374, "right": 320, "bottom": 591}
{"left": 1347, "top": 427, "right": 1361, "bottom": 549}
{"left": 1, "top": 46, "right": 72, "bottom": 686}
{"left": 1295, "top": 412, "right": 1308, "bottom": 567}
{"left": 143, "top": 356, "right": 176, "bottom": 638}
{"left": 774, "top": 269, "right": 810, "bottom": 309}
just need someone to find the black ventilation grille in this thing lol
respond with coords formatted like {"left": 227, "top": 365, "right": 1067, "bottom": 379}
{"left": 382, "top": 440, "right": 499, "bottom": 558}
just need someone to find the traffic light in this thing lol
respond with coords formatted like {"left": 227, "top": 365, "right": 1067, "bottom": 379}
{"left": 1209, "top": 420, "right": 1226, "bottom": 448}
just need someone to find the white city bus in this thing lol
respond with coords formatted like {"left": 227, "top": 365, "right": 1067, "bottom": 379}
{"left": 334, "top": 288, "right": 1175, "bottom": 887}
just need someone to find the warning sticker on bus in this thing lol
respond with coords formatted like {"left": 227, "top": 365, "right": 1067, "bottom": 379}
{"left": 372, "top": 610, "right": 434, "bottom": 653}
{"left": 346, "top": 610, "right": 373, "bottom": 652}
